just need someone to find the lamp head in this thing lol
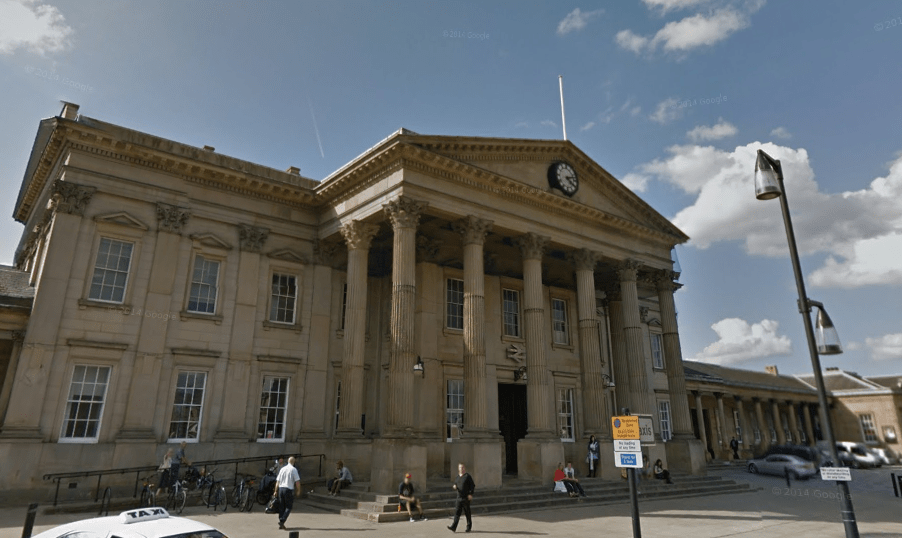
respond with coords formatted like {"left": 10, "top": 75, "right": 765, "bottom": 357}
{"left": 413, "top": 356, "right": 425, "bottom": 376}
{"left": 755, "top": 149, "right": 783, "bottom": 200}
{"left": 814, "top": 307, "right": 843, "bottom": 355}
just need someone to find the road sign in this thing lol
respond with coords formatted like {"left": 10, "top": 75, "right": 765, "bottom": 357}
{"left": 615, "top": 451, "right": 643, "bottom": 468}
{"left": 637, "top": 415, "right": 655, "bottom": 445}
{"left": 820, "top": 467, "right": 852, "bottom": 481}
{"left": 614, "top": 439, "right": 641, "bottom": 452}
{"left": 612, "top": 416, "right": 640, "bottom": 440}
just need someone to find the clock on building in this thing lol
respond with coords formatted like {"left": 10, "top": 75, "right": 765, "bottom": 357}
{"left": 548, "top": 162, "right": 578, "bottom": 196}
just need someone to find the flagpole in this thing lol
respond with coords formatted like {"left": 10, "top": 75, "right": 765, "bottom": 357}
{"left": 559, "top": 75, "right": 567, "bottom": 141}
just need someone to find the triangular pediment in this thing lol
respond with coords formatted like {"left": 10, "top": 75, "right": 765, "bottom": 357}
{"left": 189, "top": 233, "right": 232, "bottom": 250}
{"left": 93, "top": 211, "right": 149, "bottom": 231}
{"left": 267, "top": 248, "right": 306, "bottom": 264}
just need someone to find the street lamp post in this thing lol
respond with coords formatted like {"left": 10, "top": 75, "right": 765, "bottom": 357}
{"left": 754, "top": 149, "right": 859, "bottom": 538}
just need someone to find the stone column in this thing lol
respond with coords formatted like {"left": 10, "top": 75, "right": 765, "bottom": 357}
{"left": 787, "top": 402, "right": 800, "bottom": 445}
{"left": 772, "top": 400, "right": 786, "bottom": 445}
{"left": 693, "top": 392, "right": 709, "bottom": 457}
{"left": 618, "top": 260, "right": 651, "bottom": 414}
{"left": 454, "top": 216, "right": 492, "bottom": 434}
{"left": 802, "top": 403, "right": 815, "bottom": 446}
{"left": 655, "top": 271, "right": 693, "bottom": 437}
{"left": 570, "top": 249, "right": 609, "bottom": 438}
{"left": 735, "top": 397, "right": 751, "bottom": 451}
{"left": 754, "top": 398, "right": 767, "bottom": 451}
{"left": 715, "top": 393, "right": 728, "bottom": 456}
{"left": 383, "top": 197, "right": 427, "bottom": 435}
{"left": 335, "top": 221, "right": 379, "bottom": 436}
{"left": 606, "top": 287, "right": 630, "bottom": 413}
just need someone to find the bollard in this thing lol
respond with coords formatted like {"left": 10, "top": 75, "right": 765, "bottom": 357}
{"left": 288, "top": 532, "right": 299, "bottom": 538}
{"left": 893, "top": 473, "right": 899, "bottom": 498}
{"left": 21, "top": 503, "right": 38, "bottom": 538}
{"left": 784, "top": 467, "right": 791, "bottom": 488}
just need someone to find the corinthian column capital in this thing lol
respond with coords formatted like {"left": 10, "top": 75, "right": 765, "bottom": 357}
{"left": 616, "top": 259, "right": 641, "bottom": 282}
{"left": 238, "top": 224, "right": 270, "bottom": 252}
{"left": 654, "top": 269, "right": 681, "bottom": 292}
{"left": 514, "top": 232, "right": 548, "bottom": 260}
{"left": 383, "top": 196, "right": 428, "bottom": 230}
{"left": 339, "top": 220, "right": 380, "bottom": 251}
{"left": 51, "top": 179, "right": 96, "bottom": 216}
{"left": 156, "top": 202, "right": 191, "bottom": 235}
{"left": 453, "top": 215, "right": 493, "bottom": 245}
{"left": 569, "top": 248, "right": 598, "bottom": 272}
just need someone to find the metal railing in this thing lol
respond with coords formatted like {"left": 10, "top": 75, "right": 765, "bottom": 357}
{"left": 42, "top": 453, "right": 325, "bottom": 507}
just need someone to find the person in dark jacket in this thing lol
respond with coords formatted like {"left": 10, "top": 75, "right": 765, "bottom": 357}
{"left": 447, "top": 463, "right": 475, "bottom": 533}
{"left": 730, "top": 437, "right": 740, "bottom": 459}
{"left": 587, "top": 435, "right": 600, "bottom": 477}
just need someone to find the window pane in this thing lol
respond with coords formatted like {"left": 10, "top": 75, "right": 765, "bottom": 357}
{"left": 552, "top": 299, "right": 568, "bottom": 345}
{"left": 168, "top": 372, "right": 206, "bottom": 440}
{"left": 87, "top": 238, "right": 133, "bottom": 303}
{"left": 502, "top": 289, "right": 520, "bottom": 337}
{"left": 658, "top": 400, "right": 672, "bottom": 441}
{"left": 188, "top": 256, "right": 219, "bottom": 314}
{"left": 446, "top": 380, "right": 464, "bottom": 440}
{"left": 270, "top": 274, "right": 297, "bottom": 323}
{"left": 446, "top": 279, "right": 464, "bottom": 330}
{"left": 61, "top": 365, "right": 111, "bottom": 441}
{"left": 257, "top": 376, "right": 290, "bottom": 440}
{"left": 557, "top": 388, "right": 574, "bottom": 440}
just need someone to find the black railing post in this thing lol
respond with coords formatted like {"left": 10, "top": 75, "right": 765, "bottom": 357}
{"left": 52, "top": 479, "right": 60, "bottom": 507}
{"left": 21, "top": 503, "right": 38, "bottom": 538}
{"left": 893, "top": 473, "right": 899, "bottom": 498}
{"left": 94, "top": 474, "right": 102, "bottom": 502}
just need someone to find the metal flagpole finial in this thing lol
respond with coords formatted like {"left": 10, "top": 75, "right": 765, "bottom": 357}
{"left": 559, "top": 75, "right": 567, "bottom": 141}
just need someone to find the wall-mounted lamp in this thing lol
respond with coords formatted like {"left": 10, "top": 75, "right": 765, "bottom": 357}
{"left": 601, "top": 374, "right": 615, "bottom": 389}
{"left": 413, "top": 356, "right": 425, "bottom": 377}
{"left": 514, "top": 366, "right": 528, "bottom": 382}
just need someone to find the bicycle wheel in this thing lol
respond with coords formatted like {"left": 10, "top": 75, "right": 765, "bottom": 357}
{"left": 230, "top": 485, "right": 242, "bottom": 508}
{"left": 139, "top": 488, "right": 151, "bottom": 508}
{"left": 243, "top": 488, "right": 254, "bottom": 512}
{"left": 201, "top": 483, "right": 212, "bottom": 507}
{"left": 238, "top": 487, "right": 251, "bottom": 512}
{"left": 218, "top": 486, "right": 228, "bottom": 512}
{"left": 174, "top": 489, "right": 187, "bottom": 514}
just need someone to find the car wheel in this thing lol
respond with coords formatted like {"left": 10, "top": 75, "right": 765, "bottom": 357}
{"left": 748, "top": 464, "right": 758, "bottom": 474}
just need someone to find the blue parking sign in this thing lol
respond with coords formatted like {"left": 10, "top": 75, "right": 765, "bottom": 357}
{"left": 615, "top": 451, "right": 642, "bottom": 468}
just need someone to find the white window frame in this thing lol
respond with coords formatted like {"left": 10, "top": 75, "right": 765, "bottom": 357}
{"left": 754, "top": 428, "right": 761, "bottom": 443}
{"left": 502, "top": 288, "right": 521, "bottom": 338}
{"left": 168, "top": 371, "right": 207, "bottom": 442}
{"left": 446, "top": 379, "right": 464, "bottom": 441}
{"left": 551, "top": 298, "right": 569, "bottom": 345}
{"left": 557, "top": 388, "right": 575, "bottom": 441}
{"left": 88, "top": 237, "right": 134, "bottom": 304}
{"left": 650, "top": 333, "right": 664, "bottom": 369}
{"left": 658, "top": 400, "right": 672, "bottom": 442}
{"left": 269, "top": 273, "right": 298, "bottom": 324}
{"left": 257, "top": 376, "right": 290, "bottom": 442}
{"left": 446, "top": 278, "right": 464, "bottom": 330}
{"left": 59, "top": 365, "right": 112, "bottom": 443}
{"left": 859, "top": 414, "right": 878, "bottom": 443}
{"left": 187, "top": 255, "right": 220, "bottom": 314}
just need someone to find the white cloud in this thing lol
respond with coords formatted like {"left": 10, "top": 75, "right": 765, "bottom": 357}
{"left": 0, "top": 0, "right": 72, "bottom": 55}
{"left": 630, "top": 105, "right": 642, "bottom": 116}
{"left": 621, "top": 172, "right": 650, "bottom": 192}
{"left": 514, "top": 121, "right": 529, "bottom": 129}
{"left": 770, "top": 126, "right": 792, "bottom": 139}
{"left": 540, "top": 120, "right": 557, "bottom": 128}
{"left": 627, "top": 140, "right": 902, "bottom": 288}
{"left": 642, "top": 0, "right": 712, "bottom": 13}
{"left": 691, "top": 318, "right": 792, "bottom": 365}
{"left": 557, "top": 8, "right": 604, "bottom": 36}
{"left": 686, "top": 118, "right": 738, "bottom": 142}
{"left": 615, "top": 29, "right": 649, "bottom": 53}
{"left": 580, "top": 121, "right": 596, "bottom": 132}
{"left": 865, "top": 333, "right": 902, "bottom": 361}
{"left": 649, "top": 97, "right": 682, "bottom": 124}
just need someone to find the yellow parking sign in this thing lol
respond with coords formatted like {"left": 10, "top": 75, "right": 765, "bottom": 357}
{"left": 611, "top": 416, "right": 640, "bottom": 440}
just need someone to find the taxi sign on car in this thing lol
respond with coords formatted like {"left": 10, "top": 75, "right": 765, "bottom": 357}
{"left": 31, "top": 507, "right": 228, "bottom": 538}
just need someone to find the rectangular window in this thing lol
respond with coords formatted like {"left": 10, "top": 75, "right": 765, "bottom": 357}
{"left": 502, "top": 289, "right": 521, "bottom": 337}
{"left": 340, "top": 283, "right": 348, "bottom": 330}
{"left": 733, "top": 409, "right": 742, "bottom": 442}
{"left": 754, "top": 428, "right": 761, "bottom": 443}
{"left": 859, "top": 414, "right": 878, "bottom": 442}
{"left": 557, "top": 388, "right": 575, "bottom": 441}
{"left": 257, "top": 377, "right": 289, "bottom": 441}
{"left": 552, "top": 298, "right": 569, "bottom": 345}
{"left": 446, "top": 380, "right": 464, "bottom": 441}
{"left": 446, "top": 278, "right": 464, "bottom": 330}
{"left": 782, "top": 413, "right": 792, "bottom": 443}
{"left": 60, "top": 365, "right": 111, "bottom": 441}
{"left": 651, "top": 334, "right": 664, "bottom": 369}
{"left": 187, "top": 255, "right": 220, "bottom": 314}
{"left": 658, "top": 400, "right": 672, "bottom": 441}
{"left": 269, "top": 274, "right": 297, "bottom": 324}
{"left": 88, "top": 238, "right": 133, "bottom": 303}
{"left": 168, "top": 371, "right": 206, "bottom": 441}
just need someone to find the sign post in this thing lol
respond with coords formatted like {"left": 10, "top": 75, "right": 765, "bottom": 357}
{"left": 613, "top": 409, "right": 642, "bottom": 538}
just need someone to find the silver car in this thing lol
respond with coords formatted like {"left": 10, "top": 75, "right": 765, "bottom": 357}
{"left": 747, "top": 454, "right": 817, "bottom": 480}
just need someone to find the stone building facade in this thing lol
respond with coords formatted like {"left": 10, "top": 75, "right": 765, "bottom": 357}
{"left": 0, "top": 103, "right": 704, "bottom": 499}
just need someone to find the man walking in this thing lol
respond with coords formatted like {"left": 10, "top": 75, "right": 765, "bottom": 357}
{"left": 447, "top": 462, "right": 475, "bottom": 533}
{"left": 730, "top": 437, "right": 740, "bottom": 460}
{"left": 275, "top": 456, "right": 301, "bottom": 530}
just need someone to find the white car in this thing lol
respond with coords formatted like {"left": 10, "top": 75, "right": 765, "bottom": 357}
{"left": 747, "top": 454, "right": 817, "bottom": 480}
{"left": 836, "top": 442, "right": 879, "bottom": 469}
{"left": 32, "top": 507, "right": 228, "bottom": 538}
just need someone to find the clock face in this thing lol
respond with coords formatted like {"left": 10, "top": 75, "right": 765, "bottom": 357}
{"left": 549, "top": 162, "right": 578, "bottom": 196}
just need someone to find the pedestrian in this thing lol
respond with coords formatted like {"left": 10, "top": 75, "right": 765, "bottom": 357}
{"left": 653, "top": 459, "right": 673, "bottom": 484}
{"left": 398, "top": 473, "right": 426, "bottom": 522}
{"left": 275, "top": 456, "right": 301, "bottom": 530}
{"left": 329, "top": 460, "right": 353, "bottom": 496}
{"left": 447, "top": 462, "right": 475, "bottom": 533}
{"left": 155, "top": 448, "right": 174, "bottom": 497}
{"left": 171, "top": 441, "right": 190, "bottom": 490}
{"left": 730, "top": 437, "right": 740, "bottom": 460}
{"left": 563, "top": 463, "right": 587, "bottom": 497}
{"left": 586, "top": 434, "right": 600, "bottom": 477}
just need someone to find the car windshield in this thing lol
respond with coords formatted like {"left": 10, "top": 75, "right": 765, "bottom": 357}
{"left": 851, "top": 447, "right": 867, "bottom": 455}
{"left": 164, "top": 532, "right": 228, "bottom": 538}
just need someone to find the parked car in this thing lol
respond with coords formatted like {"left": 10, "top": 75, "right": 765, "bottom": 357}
{"left": 31, "top": 507, "right": 228, "bottom": 538}
{"left": 758, "top": 444, "right": 832, "bottom": 469}
{"left": 747, "top": 454, "right": 818, "bottom": 480}
{"left": 835, "top": 442, "right": 879, "bottom": 469}
{"left": 869, "top": 447, "right": 898, "bottom": 465}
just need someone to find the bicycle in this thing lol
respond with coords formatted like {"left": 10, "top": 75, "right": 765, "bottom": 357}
{"left": 165, "top": 477, "right": 188, "bottom": 514}
{"left": 199, "top": 469, "right": 227, "bottom": 512}
{"left": 230, "top": 474, "right": 256, "bottom": 512}
{"left": 138, "top": 474, "right": 156, "bottom": 508}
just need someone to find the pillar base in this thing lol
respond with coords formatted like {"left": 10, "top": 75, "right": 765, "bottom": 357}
{"left": 448, "top": 439, "right": 503, "bottom": 490}
{"left": 516, "top": 439, "right": 564, "bottom": 482}
{"left": 370, "top": 439, "right": 426, "bottom": 494}
{"left": 664, "top": 436, "right": 707, "bottom": 475}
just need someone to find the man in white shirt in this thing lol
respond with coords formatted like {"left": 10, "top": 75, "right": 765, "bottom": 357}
{"left": 275, "top": 456, "right": 301, "bottom": 530}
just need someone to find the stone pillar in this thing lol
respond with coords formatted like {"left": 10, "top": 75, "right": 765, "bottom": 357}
{"left": 335, "top": 221, "right": 379, "bottom": 436}
{"left": 570, "top": 249, "right": 609, "bottom": 437}
{"left": 514, "top": 233, "right": 562, "bottom": 481}
{"left": 735, "top": 397, "right": 751, "bottom": 451}
{"left": 383, "top": 197, "right": 427, "bottom": 434}
{"left": 802, "top": 403, "right": 815, "bottom": 446}
{"left": 715, "top": 392, "right": 728, "bottom": 457}
{"left": 0, "top": 331, "right": 25, "bottom": 428}
{"left": 787, "top": 402, "right": 800, "bottom": 445}
{"left": 772, "top": 400, "right": 786, "bottom": 445}
{"left": 754, "top": 398, "right": 767, "bottom": 451}
{"left": 655, "top": 272, "right": 692, "bottom": 437}
{"left": 693, "top": 392, "right": 708, "bottom": 449}
{"left": 618, "top": 260, "right": 651, "bottom": 414}
{"left": 606, "top": 287, "right": 630, "bottom": 413}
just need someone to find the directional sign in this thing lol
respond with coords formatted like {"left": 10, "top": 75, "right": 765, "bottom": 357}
{"left": 820, "top": 467, "right": 852, "bottom": 481}
{"left": 615, "top": 451, "right": 643, "bottom": 468}
{"left": 637, "top": 415, "right": 655, "bottom": 446}
{"left": 614, "top": 439, "right": 641, "bottom": 452}
{"left": 612, "top": 416, "right": 640, "bottom": 440}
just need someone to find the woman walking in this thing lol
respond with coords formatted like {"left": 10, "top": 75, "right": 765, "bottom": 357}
{"left": 586, "top": 435, "right": 600, "bottom": 477}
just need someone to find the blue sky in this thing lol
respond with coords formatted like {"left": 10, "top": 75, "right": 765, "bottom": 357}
{"left": 1, "top": 0, "right": 900, "bottom": 376}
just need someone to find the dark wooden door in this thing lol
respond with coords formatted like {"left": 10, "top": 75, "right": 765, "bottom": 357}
{"left": 498, "top": 383, "right": 528, "bottom": 475}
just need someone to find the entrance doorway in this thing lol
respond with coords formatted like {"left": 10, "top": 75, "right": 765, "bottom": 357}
{"left": 498, "top": 383, "right": 528, "bottom": 475}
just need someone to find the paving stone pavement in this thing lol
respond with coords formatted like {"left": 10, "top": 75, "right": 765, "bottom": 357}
{"left": 3, "top": 466, "right": 901, "bottom": 537}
